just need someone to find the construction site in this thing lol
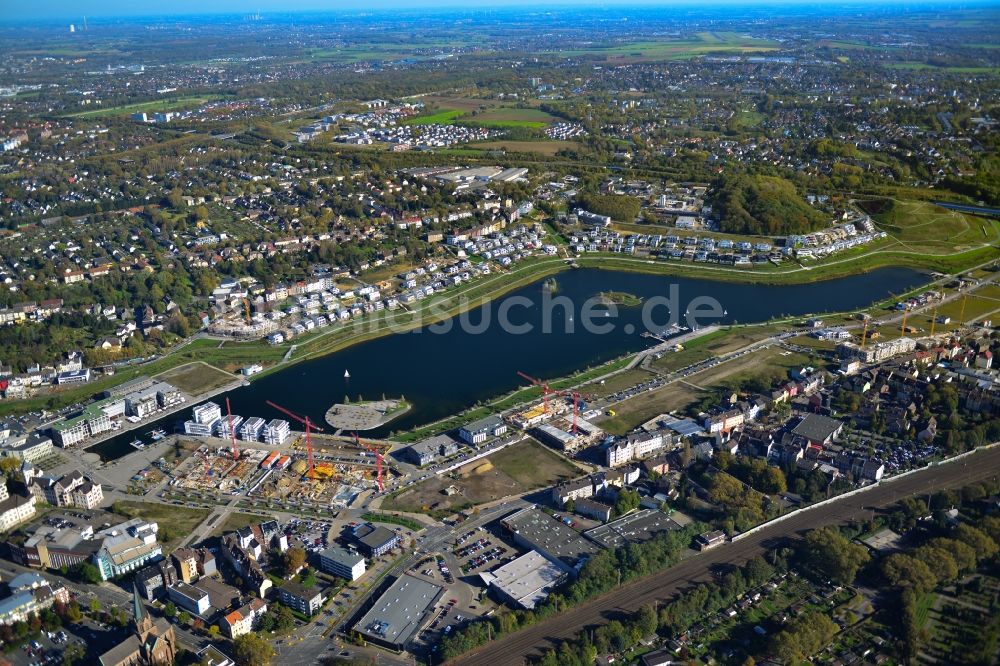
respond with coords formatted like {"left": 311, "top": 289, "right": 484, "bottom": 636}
{"left": 167, "top": 398, "right": 393, "bottom": 508}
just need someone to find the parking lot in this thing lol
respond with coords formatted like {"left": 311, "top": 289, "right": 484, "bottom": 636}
{"left": 285, "top": 517, "right": 334, "bottom": 554}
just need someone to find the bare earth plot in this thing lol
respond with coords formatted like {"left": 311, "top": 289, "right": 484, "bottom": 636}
{"left": 156, "top": 361, "right": 237, "bottom": 397}
{"left": 382, "top": 439, "right": 577, "bottom": 516}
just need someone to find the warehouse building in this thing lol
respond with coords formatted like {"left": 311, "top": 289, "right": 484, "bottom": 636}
{"left": 480, "top": 550, "right": 566, "bottom": 610}
{"left": 583, "top": 509, "right": 683, "bottom": 550}
{"left": 501, "top": 507, "right": 601, "bottom": 574}
{"left": 354, "top": 574, "right": 443, "bottom": 651}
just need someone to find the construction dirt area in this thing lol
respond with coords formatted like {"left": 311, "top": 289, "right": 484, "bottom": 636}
{"left": 156, "top": 362, "right": 239, "bottom": 397}
{"left": 382, "top": 439, "right": 579, "bottom": 517}
{"left": 165, "top": 432, "right": 392, "bottom": 508}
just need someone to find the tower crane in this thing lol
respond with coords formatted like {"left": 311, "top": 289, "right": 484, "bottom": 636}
{"left": 517, "top": 371, "right": 554, "bottom": 413}
{"left": 266, "top": 400, "right": 322, "bottom": 478}
{"left": 225, "top": 397, "right": 239, "bottom": 461}
{"left": 354, "top": 432, "right": 385, "bottom": 493}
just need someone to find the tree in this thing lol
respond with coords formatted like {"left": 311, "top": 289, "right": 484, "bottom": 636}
{"left": 300, "top": 568, "right": 317, "bottom": 589}
{"left": 234, "top": 632, "right": 275, "bottom": 666}
{"left": 614, "top": 489, "right": 641, "bottom": 516}
{"left": 65, "top": 601, "right": 82, "bottom": 624}
{"left": 178, "top": 611, "right": 191, "bottom": 626}
{"left": 162, "top": 601, "right": 176, "bottom": 619}
{"left": 0, "top": 457, "right": 19, "bottom": 478}
{"left": 954, "top": 524, "right": 998, "bottom": 561}
{"left": 769, "top": 610, "right": 838, "bottom": 663}
{"left": 927, "top": 538, "right": 977, "bottom": 572}
{"left": 283, "top": 547, "right": 306, "bottom": 575}
{"left": 800, "top": 527, "right": 870, "bottom": 585}
{"left": 62, "top": 642, "right": 86, "bottom": 666}
{"left": 913, "top": 546, "right": 958, "bottom": 583}
{"left": 634, "top": 604, "right": 657, "bottom": 637}
{"left": 73, "top": 562, "right": 102, "bottom": 584}
{"left": 882, "top": 553, "right": 937, "bottom": 593}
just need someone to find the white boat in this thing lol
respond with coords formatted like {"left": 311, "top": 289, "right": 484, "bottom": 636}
{"left": 130, "top": 440, "right": 145, "bottom": 450}
{"left": 344, "top": 369, "right": 350, "bottom": 378}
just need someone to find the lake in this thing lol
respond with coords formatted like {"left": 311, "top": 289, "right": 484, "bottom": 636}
{"left": 92, "top": 266, "right": 928, "bottom": 459}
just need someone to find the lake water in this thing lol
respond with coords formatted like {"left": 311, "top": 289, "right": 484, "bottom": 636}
{"left": 92, "top": 266, "right": 928, "bottom": 459}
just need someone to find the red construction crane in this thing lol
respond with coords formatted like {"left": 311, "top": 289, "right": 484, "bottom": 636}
{"left": 354, "top": 432, "right": 384, "bottom": 493}
{"left": 548, "top": 388, "right": 591, "bottom": 435}
{"left": 517, "top": 371, "right": 554, "bottom": 413}
{"left": 225, "top": 397, "right": 239, "bottom": 461}
{"left": 266, "top": 400, "right": 322, "bottom": 478}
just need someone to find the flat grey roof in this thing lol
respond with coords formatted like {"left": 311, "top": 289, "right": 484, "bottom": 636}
{"left": 583, "top": 509, "right": 682, "bottom": 550}
{"left": 485, "top": 550, "right": 565, "bottom": 610}
{"left": 502, "top": 507, "right": 601, "bottom": 571}
{"left": 792, "top": 414, "right": 843, "bottom": 442}
{"left": 319, "top": 546, "right": 364, "bottom": 568}
{"left": 354, "top": 574, "right": 443, "bottom": 647}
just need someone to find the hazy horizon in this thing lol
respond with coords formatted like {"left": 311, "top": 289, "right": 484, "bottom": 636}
{"left": 2, "top": 0, "right": 996, "bottom": 22}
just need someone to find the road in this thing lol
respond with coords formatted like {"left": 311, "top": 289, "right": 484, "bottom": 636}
{"left": 452, "top": 445, "right": 1000, "bottom": 666}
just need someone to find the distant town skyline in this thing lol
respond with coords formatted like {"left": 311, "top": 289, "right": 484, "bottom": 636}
{"left": 1, "top": 0, "right": 989, "bottom": 22}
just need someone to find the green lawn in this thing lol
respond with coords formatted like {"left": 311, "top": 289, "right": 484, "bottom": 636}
{"left": 870, "top": 198, "right": 998, "bottom": 253}
{"left": 401, "top": 109, "right": 465, "bottom": 125}
{"left": 489, "top": 439, "right": 579, "bottom": 488}
{"left": 551, "top": 33, "right": 780, "bottom": 61}
{"left": 65, "top": 95, "right": 221, "bottom": 118}
{"left": 110, "top": 500, "right": 210, "bottom": 552}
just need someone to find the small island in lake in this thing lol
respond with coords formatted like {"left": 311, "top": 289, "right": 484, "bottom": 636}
{"left": 325, "top": 398, "right": 411, "bottom": 430}
{"left": 596, "top": 291, "right": 643, "bottom": 307}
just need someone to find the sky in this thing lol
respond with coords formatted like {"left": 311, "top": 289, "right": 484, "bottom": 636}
{"left": 1, "top": 0, "right": 983, "bottom": 22}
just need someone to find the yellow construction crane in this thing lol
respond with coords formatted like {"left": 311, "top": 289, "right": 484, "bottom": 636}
{"left": 860, "top": 318, "right": 870, "bottom": 349}
{"left": 930, "top": 306, "right": 938, "bottom": 337}
{"left": 900, "top": 308, "right": 909, "bottom": 337}
{"left": 242, "top": 298, "right": 252, "bottom": 325}
{"left": 959, "top": 293, "right": 968, "bottom": 323}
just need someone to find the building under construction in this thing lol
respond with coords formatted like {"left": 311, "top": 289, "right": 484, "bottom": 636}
{"left": 167, "top": 432, "right": 390, "bottom": 508}
{"left": 532, "top": 416, "right": 603, "bottom": 453}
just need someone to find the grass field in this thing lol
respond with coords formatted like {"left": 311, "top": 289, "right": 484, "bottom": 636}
{"left": 650, "top": 326, "right": 782, "bottom": 373}
{"left": 868, "top": 199, "right": 998, "bottom": 253}
{"left": 208, "top": 512, "right": 263, "bottom": 538}
{"left": 156, "top": 361, "right": 236, "bottom": 396}
{"left": 600, "top": 382, "right": 705, "bottom": 435}
{"left": 464, "top": 107, "right": 557, "bottom": 128}
{"left": 601, "top": 336, "right": 806, "bottom": 435}
{"left": 475, "top": 140, "right": 581, "bottom": 156}
{"left": 729, "top": 110, "right": 766, "bottom": 130}
{"left": 489, "top": 438, "right": 579, "bottom": 488}
{"left": 553, "top": 33, "right": 780, "bottom": 62}
{"left": 401, "top": 109, "right": 465, "bottom": 125}
{"left": 885, "top": 62, "right": 1000, "bottom": 74}
{"left": 382, "top": 438, "right": 577, "bottom": 516}
{"left": 110, "top": 500, "right": 210, "bottom": 553}
{"left": 66, "top": 95, "right": 218, "bottom": 119}
{"left": 581, "top": 368, "right": 657, "bottom": 399}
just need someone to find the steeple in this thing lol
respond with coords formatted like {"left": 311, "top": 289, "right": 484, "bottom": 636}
{"left": 131, "top": 583, "right": 152, "bottom": 636}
